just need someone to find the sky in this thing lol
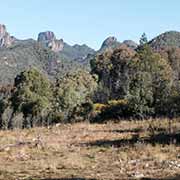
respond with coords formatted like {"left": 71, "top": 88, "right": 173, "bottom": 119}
{"left": 0, "top": 0, "right": 180, "bottom": 50}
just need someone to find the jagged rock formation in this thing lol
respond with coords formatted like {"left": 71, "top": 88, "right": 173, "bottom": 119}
{"left": 98, "top": 37, "right": 138, "bottom": 53}
{"left": 101, "top": 36, "right": 119, "bottom": 47}
{"left": 37, "top": 31, "right": 95, "bottom": 62}
{"left": 38, "top": 31, "right": 64, "bottom": 52}
{"left": 0, "top": 24, "right": 15, "bottom": 48}
{"left": 99, "top": 36, "right": 121, "bottom": 53}
{"left": 0, "top": 25, "right": 95, "bottom": 85}
{"left": 84, "top": 37, "right": 138, "bottom": 68}
{"left": 0, "top": 23, "right": 180, "bottom": 87}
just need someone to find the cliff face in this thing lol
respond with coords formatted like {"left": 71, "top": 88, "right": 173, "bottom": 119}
{"left": 0, "top": 24, "right": 14, "bottom": 48}
{"left": 37, "top": 31, "right": 64, "bottom": 52}
{"left": 37, "top": 31, "right": 55, "bottom": 41}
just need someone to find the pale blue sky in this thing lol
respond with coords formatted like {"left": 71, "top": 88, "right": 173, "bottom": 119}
{"left": 0, "top": 0, "right": 180, "bottom": 49}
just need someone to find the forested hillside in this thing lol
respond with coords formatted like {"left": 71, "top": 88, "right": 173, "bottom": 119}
{"left": 0, "top": 27, "right": 180, "bottom": 128}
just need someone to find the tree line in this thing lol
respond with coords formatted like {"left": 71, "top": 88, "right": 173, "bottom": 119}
{"left": 0, "top": 34, "right": 180, "bottom": 129}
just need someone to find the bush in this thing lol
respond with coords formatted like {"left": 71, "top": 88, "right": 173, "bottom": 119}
{"left": 47, "top": 112, "right": 65, "bottom": 125}
{"left": 92, "top": 99, "right": 129, "bottom": 122}
{"left": 70, "top": 102, "right": 94, "bottom": 122}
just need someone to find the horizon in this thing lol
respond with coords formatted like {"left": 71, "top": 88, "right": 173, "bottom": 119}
{"left": 0, "top": 0, "right": 180, "bottom": 50}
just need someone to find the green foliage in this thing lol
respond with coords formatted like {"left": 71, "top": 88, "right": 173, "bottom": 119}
{"left": 71, "top": 102, "right": 94, "bottom": 122}
{"left": 92, "top": 99, "right": 129, "bottom": 122}
{"left": 91, "top": 45, "right": 135, "bottom": 102}
{"left": 128, "top": 44, "right": 173, "bottom": 118}
{"left": 160, "top": 47, "right": 180, "bottom": 83}
{"left": 1, "top": 32, "right": 180, "bottom": 128}
{"left": 91, "top": 41, "right": 173, "bottom": 120}
{"left": 0, "top": 98, "right": 11, "bottom": 129}
{"left": 0, "top": 68, "right": 98, "bottom": 128}
{"left": 11, "top": 68, "right": 53, "bottom": 127}
{"left": 128, "top": 71, "right": 154, "bottom": 118}
{"left": 54, "top": 70, "right": 97, "bottom": 122}
{"left": 140, "top": 33, "right": 148, "bottom": 46}
{"left": 163, "top": 84, "right": 180, "bottom": 117}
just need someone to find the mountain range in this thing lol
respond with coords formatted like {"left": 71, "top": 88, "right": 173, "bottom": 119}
{"left": 0, "top": 24, "right": 180, "bottom": 85}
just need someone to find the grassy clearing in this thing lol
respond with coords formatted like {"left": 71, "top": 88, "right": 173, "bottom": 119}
{"left": 0, "top": 118, "right": 179, "bottom": 180}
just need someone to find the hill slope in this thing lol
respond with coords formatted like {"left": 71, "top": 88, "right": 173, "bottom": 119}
{"left": 149, "top": 31, "right": 180, "bottom": 50}
{"left": 37, "top": 31, "right": 95, "bottom": 62}
{"left": 0, "top": 25, "right": 90, "bottom": 85}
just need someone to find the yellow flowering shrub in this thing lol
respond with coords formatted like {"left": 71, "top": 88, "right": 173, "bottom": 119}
{"left": 108, "top": 99, "right": 128, "bottom": 107}
{"left": 93, "top": 103, "right": 108, "bottom": 114}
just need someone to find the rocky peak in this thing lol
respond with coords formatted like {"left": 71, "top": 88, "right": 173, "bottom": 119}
{"left": 99, "top": 36, "right": 121, "bottom": 53}
{"left": 37, "top": 31, "right": 64, "bottom": 52}
{"left": 0, "top": 24, "right": 14, "bottom": 48}
{"left": 0, "top": 24, "right": 7, "bottom": 37}
{"left": 38, "top": 31, "right": 56, "bottom": 42}
{"left": 102, "top": 36, "right": 118, "bottom": 46}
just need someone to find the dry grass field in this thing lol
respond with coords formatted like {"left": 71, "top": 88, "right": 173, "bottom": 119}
{"left": 0, "top": 118, "right": 179, "bottom": 180}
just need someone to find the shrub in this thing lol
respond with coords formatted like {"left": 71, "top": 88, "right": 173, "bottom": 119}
{"left": 92, "top": 99, "right": 129, "bottom": 122}
{"left": 93, "top": 103, "right": 108, "bottom": 114}
{"left": 70, "top": 102, "right": 94, "bottom": 122}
